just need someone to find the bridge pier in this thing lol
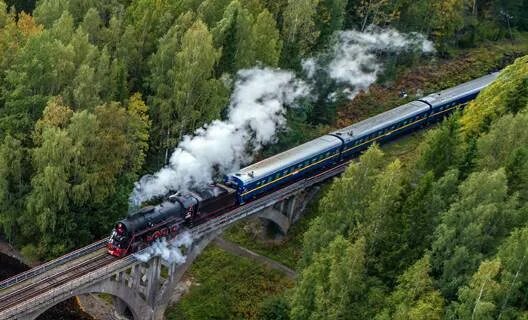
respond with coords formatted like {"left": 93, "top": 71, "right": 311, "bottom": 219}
{"left": 258, "top": 186, "right": 320, "bottom": 235}
{"left": 112, "top": 296, "right": 132, "bottom": 320}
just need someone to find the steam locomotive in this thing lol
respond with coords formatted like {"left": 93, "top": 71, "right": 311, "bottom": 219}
{"left": 107, "top": 72, "right": 499, "bottom": 257}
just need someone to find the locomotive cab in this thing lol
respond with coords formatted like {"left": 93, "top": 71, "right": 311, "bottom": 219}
{"left": 168, "top": 193, "right": 198, "bottom": 221}
{"left": 107, "top": 222, "right": 131, "bottom": 257}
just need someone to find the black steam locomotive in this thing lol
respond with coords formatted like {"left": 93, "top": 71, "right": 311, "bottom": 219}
{"left": 108, "top": 72, "right": 499, "bottom": 257}
{"left": 107, "top": 185, "right": 236, "bottom": 257}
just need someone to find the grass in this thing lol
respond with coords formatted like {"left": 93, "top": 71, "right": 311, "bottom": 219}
{"left": 165, "top": 246, "right": 294, "bottom": 320}
{"left": 222, "top": 191, "right": 324, "bottom": 270}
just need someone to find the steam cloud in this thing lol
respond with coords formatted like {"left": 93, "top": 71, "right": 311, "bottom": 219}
{"left": 132, "top": 68, "right": 310, "bottom": 205}
{"left": 131, "top": 27, "right": 434, "bottom": 205}
{"left": 134, "top": 231, "right": 193, "bottom": 264}
{"left": 303, "top": 26, "right": 434, "bottom": 99}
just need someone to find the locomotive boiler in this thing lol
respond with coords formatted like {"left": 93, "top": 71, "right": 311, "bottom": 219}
{"left": 107, "top": 185, "right": 236, "bottom": 257}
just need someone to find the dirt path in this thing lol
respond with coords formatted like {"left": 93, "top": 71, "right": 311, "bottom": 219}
{"left": 213, "top": 236, "right": 297, "bottom": 279}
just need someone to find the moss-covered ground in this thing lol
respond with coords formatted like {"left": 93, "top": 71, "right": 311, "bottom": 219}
{"left": 165, "top": 246, "right": 294, "bottom": 320}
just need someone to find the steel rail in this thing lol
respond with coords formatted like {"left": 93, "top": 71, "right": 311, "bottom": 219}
{"left": 0, "top": 249, "right": 109, "bottom": 307}
{"left": 0, "top": 254, "right": 116, "bottom": 313}
{"left": 0, "top": 238, "right": 108, "bottom": 290}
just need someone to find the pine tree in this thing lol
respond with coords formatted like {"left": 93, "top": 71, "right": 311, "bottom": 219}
{"left": 315, "top": 0, "right": 348, "bottom": 46}
{"left": 213, "top": 0, "right": 255, "bottom": 74}
{"left": 252, "top": 9, "right": 282, "bottom": 67}
{"left": 416, "top": 114, "right": 464, "bottom": 178}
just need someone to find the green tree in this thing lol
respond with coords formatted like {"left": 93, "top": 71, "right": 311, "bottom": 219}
{"left": 197, "top": 0, "right": 232, "bottom": 27}
{"left": 430, "top": 0, "right": 465, "bottom": 51}
{"left": 452, "top": 260, "right": 503, "bottom": 319}
{"left": 416, "top": 114, "right": 464, "bottom": 178}
{"left": 504, "top": 147, "right": 528, "bottom": 201}
{"left": 301, "top": 145, "right": 407, "bottom": 281}
{"left": 398, "top": 169, "right": 460, "bottom": 268}
{"left": 0, "top": 135, "right": 27, "bottom": 243}
{"left": 251, "top": 9, "right": 282, "bottom": 67}
{"left": 148, "top": 19, "right": 226, "bottom": 164}
{"left": 301, "top": 145, "right": 385, "bottom": 267}
{"left": 476, "top": 111, "right": 528, "bottom": 172}
{"left": 291, "top": 237, "right": 382, "bottom": 320}
{"left": 27, "top": 126, "right": 74, "bottom": 256}
{"left": 258, "top": 296, "right": 290, "bottom": 320}
{"left": 315, "top": 0, "right": 348, "bottom": 46}
{"left": 451, "top": 227, "right": 528, "bottom": 319}
{"left": 376, "top": 255, "right": 444, "bottom": 320}
{"left": 431, "top": 169, "right": 521, "bottom": 299}
{"left": 461, "top": 55, "right": 528, "bottom": 137}
{"left": 281, "top": 0, "right": 319, "bottom": 65}
{"left": 32, "top": 0, "right": 69, "bottom": 28}
{"left": 126, "top": 93, "right": 151, "bottom": 175}
{"left": 80, "top": 7, "right": 104, "bottom": 45}
{"left": 213, "top": 0, "right": 255, "bottom": 74}
{"left": 494, "top": 227, "right": 528, "bottom": 318}
{"left": 73, "top": 64, "right": 101, "bottom": 109}
{"left": 356, "top": 0, "right": 400, "bottom": 31}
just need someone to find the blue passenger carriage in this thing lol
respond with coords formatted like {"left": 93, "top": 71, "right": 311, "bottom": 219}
{"left": 225, "top": 136, "right": 343, "bottom": 203}
{"left": 330, "top": 100, "right": 431, "bottom": 158}
{"left": 421, "top": 72, "right": 499, "bottom": 122}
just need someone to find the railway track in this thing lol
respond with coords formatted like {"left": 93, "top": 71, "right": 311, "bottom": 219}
{"left": 0, "top": 238, "right": 108, "bottom": 290}
{"left": 0, "top": 249, "right": 116, "bottom": 313}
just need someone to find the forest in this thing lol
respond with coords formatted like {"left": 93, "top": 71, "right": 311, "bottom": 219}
{"left": 0, "top": 0, "right": 527, "bottom": 318}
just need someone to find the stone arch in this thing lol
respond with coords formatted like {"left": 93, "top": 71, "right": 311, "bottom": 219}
{"left": 25, "top": 276, "right": 148, "bottom": 320}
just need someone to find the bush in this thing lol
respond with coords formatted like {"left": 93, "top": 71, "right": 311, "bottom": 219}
{"left": 258, "top": 295, "right": 290, "bottom": 320}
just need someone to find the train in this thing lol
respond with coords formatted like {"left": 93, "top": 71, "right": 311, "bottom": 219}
{"left": 107, "top": 72, "right": 499, "bottom": 257}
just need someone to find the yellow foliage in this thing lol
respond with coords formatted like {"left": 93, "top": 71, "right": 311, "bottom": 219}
{"left": 33, "top": 97, "right": 74, "bottom": 144}
{"left": 460, "top": 55, "right": 528, "bottom": 137}
{"left": 17, "top": 12, "right": 43, "bottom": 37}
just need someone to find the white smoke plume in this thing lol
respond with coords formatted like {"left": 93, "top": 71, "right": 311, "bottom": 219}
{"left": 303, "top": 26, "right": 435, "bottom": 100}
{"left": 134, "top": 231, "right": 193, "bottom": 264}
{"left": 131, "top": 27, "right": 434, "bottom": 206}
{"left": 131, "top": 68, "right": 310, "bottom": 205}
